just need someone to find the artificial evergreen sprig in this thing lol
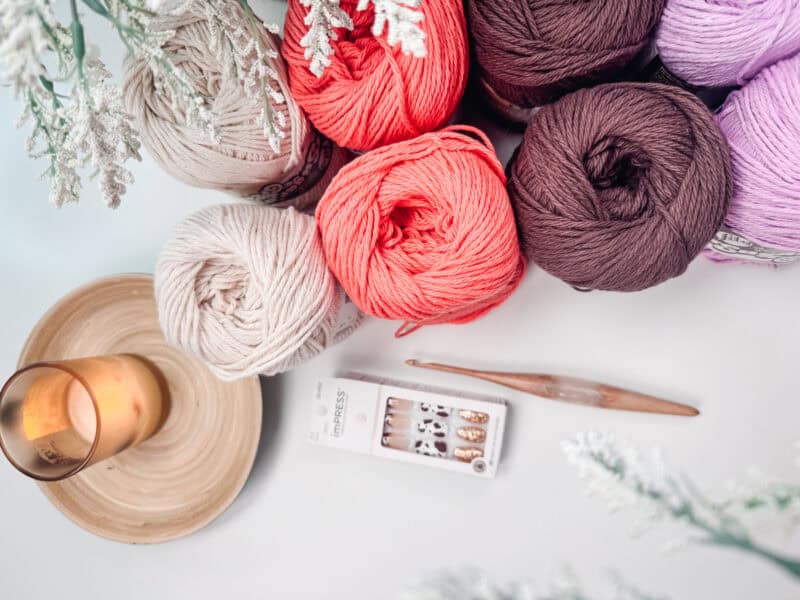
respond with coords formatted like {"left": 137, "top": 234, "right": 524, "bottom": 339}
{"left": 360, "top": 0, "right": 425, "bottom": 58}
{"left": 205, "top": 0, "right": 286, "bottom": 152}
{"left": 300, "top": 0, "right": 425, "bottom": 77}
{"left": 300, "top": 0, "right": 352, "bottom": 77}
{"left": 400, "top": 568, "right": 664, "bottom": 600}
{"left": 563, "top": 432, "right": 800, "bottom": 579}
{"left": 0, "top": 0, "right": 283, "bottom": 207}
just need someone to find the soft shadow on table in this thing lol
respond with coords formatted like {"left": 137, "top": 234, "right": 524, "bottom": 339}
{"left": 248, "top": 374, "right": 285, "bottom": 487}
{"left": 201, "top": 374, "right": 284, "bottom": 531}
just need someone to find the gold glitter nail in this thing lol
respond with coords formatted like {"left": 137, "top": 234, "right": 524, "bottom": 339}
{"left": 454, "top": 447, "right": 483, "bottom": 462}
{"left": 457, "top": 426, "right": 486, "bottom": 443}
{"left": 458, "top": 409, "right": 489, "bottom": 424}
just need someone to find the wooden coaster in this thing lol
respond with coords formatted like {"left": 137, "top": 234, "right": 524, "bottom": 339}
{"left": 18, "top": 274, "right": 262, "bottom": 544}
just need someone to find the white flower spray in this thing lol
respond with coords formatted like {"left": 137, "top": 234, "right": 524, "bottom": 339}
{"left": 361, "top": 0, "right": 425, "bottom": 58}
{"left": 300, "top": 0, "right": 352, "bottom": 77}
{"left": 300, "top": 0, "right": 426, "bottom": 77}
{"left": 0, "top": 0, "right": 283, "bottom": 207}
{"left": 398, "top": 436, "right": 800, "bottom": 600}
{"left": 399, "top": 568, "right": 663, "bottom": 600}
{"left": 202, "top": 0, "right": 285, "bottom": 152}
{"left": 563, "top": 432, "right": 800, "bottom": 579}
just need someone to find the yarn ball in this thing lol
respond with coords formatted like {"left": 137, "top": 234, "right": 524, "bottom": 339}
{"left": 706, "top": 54, "right": 800, "bottom": 265}
{"left": 282, "top": 0, "right": 468, "bottom": 152}
{"left": 123, "top": 1, "right": 344, "bottom": 209}
{"left": 508, "top": 83, "right": 732, "bottom": 292}
{"left": 656, "top": 0, "right": 800, "bottom": 87}
{"left": 155, "top": 204, "right": 361, "bottom": 381}
{"left": 316, "top": 126, "right": 525, "bottom": 335}
{"left": 468, "top": 0, "right": 664, "bottom": 116}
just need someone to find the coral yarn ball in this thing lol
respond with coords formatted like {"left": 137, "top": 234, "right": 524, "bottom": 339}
{"left": 316, "top": 127, "right": 525, "bottom": 334}
{"left": 282, "top": 0, "right": 468, "bottom": 152}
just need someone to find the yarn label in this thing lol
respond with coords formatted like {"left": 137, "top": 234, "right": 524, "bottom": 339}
{"left": 253, "top": 130, "right": 334, "bottom": 205}
{"left": 639, "top": 57, "right": 731, "bottom": 111}
{"left": 709, "top": 229, "right": 800, "bottom": 264}
{"left": 478, "top": 75, "right": 535, "bottom": 125}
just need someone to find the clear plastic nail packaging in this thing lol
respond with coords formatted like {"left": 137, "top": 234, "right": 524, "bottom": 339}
{"left": 309, "top": 375, "right": 507, "bottom": 478}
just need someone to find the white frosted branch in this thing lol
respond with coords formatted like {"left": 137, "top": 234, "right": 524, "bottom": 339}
{"left": 358, "top": 0, "right": 426, "bottom": 58}
{"left": 299, "top": 0, "right": 353, "bottom": 77}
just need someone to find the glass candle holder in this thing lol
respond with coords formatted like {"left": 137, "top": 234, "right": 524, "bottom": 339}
{"left": 0, "top": 354, "right": 165, "bottom": 481}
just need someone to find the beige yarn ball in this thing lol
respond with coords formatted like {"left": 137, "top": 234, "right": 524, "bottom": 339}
{"left": 155, "top": 204, "right": 361, "bottom": 381}
{"left": 123, "top": 2, "right": 345, "bottom": 209}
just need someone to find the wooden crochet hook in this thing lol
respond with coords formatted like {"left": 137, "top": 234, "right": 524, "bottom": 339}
{"left": 406, "top": 360, "right": 699, "bottom": 417}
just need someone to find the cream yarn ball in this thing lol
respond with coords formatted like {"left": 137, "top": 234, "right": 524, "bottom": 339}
{"left": 155, "top": 204, "right": 361, "bottom": 380}
{"left": 123, "top": 1, "right": 346, "bottom": 209}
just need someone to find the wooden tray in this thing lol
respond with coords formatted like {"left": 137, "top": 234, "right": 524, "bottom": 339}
{"left": 18, "top": 274, "right": 262, "bottom": 544}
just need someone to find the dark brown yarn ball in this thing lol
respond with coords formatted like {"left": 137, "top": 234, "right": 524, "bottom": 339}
{"left": 468, "top": 0, "right": 665, "bottom": 109}
{"left": 508, "top": 83, "right": 732, "bottom": 292}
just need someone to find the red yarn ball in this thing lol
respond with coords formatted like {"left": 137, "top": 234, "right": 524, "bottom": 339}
{"left": 282, "top": 0, "right": 468, "bottom": 152}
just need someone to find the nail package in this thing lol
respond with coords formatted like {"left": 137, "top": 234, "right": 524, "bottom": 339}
{"left": 309, "top": 375, "right": 507, "bottom": 478}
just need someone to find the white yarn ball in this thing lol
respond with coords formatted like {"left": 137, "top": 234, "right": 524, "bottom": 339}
{"left": 155, "top": 204, "right": 360, "bottom": 380}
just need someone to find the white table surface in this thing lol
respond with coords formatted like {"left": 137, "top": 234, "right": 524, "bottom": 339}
{"left": 2, "top": 3, "right": 800, "bottom": 599}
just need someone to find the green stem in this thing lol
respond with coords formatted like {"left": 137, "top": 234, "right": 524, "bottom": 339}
{"left": 68, "top": 0, "right": 86, "bottom": 84}
{"left": 716, "top": 537, "right": 800, "bottom": 580}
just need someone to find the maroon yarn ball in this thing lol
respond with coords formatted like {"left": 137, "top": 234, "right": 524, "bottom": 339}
{"left": 508, "top": 83, "right": 732, "bottom": 292}
{"left": 468, "top": 0, "right": 665, "bottom": 109}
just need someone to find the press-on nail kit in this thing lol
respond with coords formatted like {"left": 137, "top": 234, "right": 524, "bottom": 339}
{"left": 309, "top": 375, "right": 507, "bottom": 478}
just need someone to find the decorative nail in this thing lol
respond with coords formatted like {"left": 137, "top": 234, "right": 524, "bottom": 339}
{"left": 384, "top": 414, "right": 411, "bottom": 430}
{"left": 420, "top": 402, "right": 451, "bottom": 417}
{"left": 457, "top": 426, "right": 486, "bottom": 443}
{"left": 454, "top": 447, "right": 483, "bottom": 462}
{"left": 387, "top": 397, "right": 415, "bottom": 412}
{"left": 381, "top": 434, "right": 409, "bottom": 451}
{"left": 414, "top": 439, "right": 448, "bottom": 458}
{"left": 415, "top": 418, "right": 448, "bottom": 438}
{"left": 458, "top": 409, "right": 489, "bottom": 424}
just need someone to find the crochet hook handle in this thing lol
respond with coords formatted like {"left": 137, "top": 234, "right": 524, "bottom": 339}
{"left": 406, "top": 360, "right": 699, "bottom": 417}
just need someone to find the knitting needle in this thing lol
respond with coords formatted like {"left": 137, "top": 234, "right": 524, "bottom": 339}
{"left": 405, "top": 360, "right": 699, "bottom": 417}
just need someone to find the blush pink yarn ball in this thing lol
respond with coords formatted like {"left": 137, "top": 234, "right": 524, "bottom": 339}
{"left": 156, "top": 204, "right": 361, "bottom": 380}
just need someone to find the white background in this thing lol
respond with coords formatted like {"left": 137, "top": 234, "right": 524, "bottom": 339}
{"left": 1, "top": 2, "right": 799, "bottom": 599}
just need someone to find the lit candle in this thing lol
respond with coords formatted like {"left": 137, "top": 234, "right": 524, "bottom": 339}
{"left": 66, "top": 378, "right": 97, "bottom": 444}
{"left": 3, "top": 355, "right": 164, "bottom": 480}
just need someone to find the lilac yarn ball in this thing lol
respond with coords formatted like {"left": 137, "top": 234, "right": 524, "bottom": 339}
{"left": 705, "top": 54, "right": 800, "bottom": 265}
{"left": 656, "top": 0, "right": 800, "bottom": 87}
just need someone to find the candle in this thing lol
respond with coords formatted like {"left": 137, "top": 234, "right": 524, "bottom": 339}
{"left": 2, "top": 355, "right": 164, "bottom": 480}
{"left": 66, "top": 378, "right": 96, "bottom": 444}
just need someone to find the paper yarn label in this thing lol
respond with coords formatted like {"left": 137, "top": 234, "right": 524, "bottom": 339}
{"left": 709, "top": 228, "right": 800, "bottom": 265}
{"left": 253, "top": 131, "right": 333, "bottom": 204}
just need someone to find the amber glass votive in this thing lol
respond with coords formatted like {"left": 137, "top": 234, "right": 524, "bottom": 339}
{"left": 0, "top": 354, "right": 164, "bottom": 481}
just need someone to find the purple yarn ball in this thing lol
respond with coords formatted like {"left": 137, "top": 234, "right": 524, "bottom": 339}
{"left": 656, "top": 0, "right": 800, "bottom": 87}
{"left": 706, "top": 54, "right": 800, "bottom": 266}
